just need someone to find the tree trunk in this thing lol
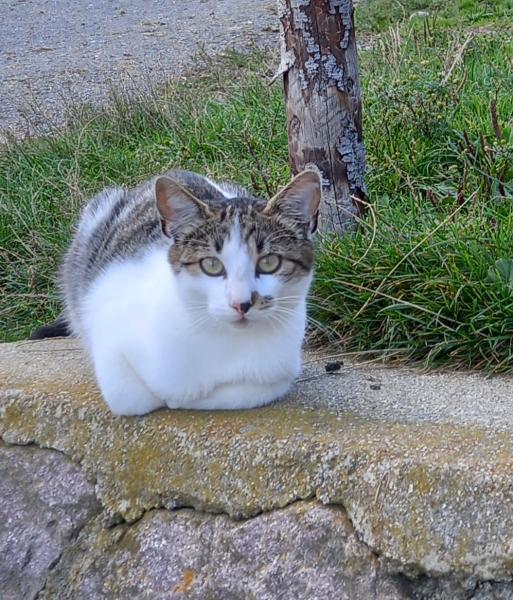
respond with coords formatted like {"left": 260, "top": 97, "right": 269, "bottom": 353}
{"left": 277, "top": 0, "right": 366, "bottom": 233}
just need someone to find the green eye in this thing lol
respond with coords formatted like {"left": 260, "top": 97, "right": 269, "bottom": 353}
{"left": 257, "top": 254, "right": 282, "bottom": 275}
{"left": 199, "top": 257, "right": 225, "bottom": 277}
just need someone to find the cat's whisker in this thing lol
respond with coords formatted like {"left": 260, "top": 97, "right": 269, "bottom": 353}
{"left": 272, "top": 305, "right": 336, "bottom": 337}
{"left": 277, "top": 305, "right": 332, "bottom": 330}
{"left": 266, "top": 313, "right": 297, "bottom": 339}
{"left": 186, "top": 305, "right": 209, "bottom": 313}
{"left": 276, "top": 295, "right": 304, "bottom": 302}
{"left": 185, "top": 314, "right": 214, "bottom": 333}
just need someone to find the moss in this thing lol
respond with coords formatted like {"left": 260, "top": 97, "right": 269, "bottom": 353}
{"left": 3, "top": 339, "right": 513, "bottom": 579}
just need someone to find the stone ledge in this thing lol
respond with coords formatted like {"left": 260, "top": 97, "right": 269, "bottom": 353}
{"left": 39, "top": 502, "right": 404, "bottom": 600}
{"left": 1, "top": 338, "right": 513, "bottom": 584}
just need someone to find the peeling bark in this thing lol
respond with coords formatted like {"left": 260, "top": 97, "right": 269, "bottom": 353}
{"left": 277, "top": 0, "right": 366, "bottom": 233}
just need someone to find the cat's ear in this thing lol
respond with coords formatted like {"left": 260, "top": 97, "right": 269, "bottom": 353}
{"left": 155, "top": 176, "right": 211, "bottom": 238}
{"left": 264, "top": 169, "right": 321, "bottom": 235}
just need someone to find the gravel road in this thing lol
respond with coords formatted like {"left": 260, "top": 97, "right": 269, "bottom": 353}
{"left": 0, "top": 0, "right": 279, "bottom": 136}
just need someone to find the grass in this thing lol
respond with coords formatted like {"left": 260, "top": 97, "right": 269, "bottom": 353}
{"left": 2, "top": 1, "right": 513, "bottom": 371}
{"left": 356, "top": 0, "right": 513, "bottom": 33}
{"left": 314, "top": 16, "right": 513, "bottom": 371}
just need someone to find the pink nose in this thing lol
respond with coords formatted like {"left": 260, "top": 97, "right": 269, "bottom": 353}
{"left": 231, "top": 301, "right": 252, "bottom": 315}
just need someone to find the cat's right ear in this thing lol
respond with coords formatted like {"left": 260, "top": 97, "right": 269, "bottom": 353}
{"left": 264, "top": 169, "right": 321, "bottom": 236}
{"left": 155, "top": 176, "right": 211, "bottom": 238}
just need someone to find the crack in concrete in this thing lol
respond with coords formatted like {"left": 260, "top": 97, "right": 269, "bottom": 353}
{"left": 38, "top": 510, "right": 103, "bottom": 598}
{"left": 5, "top": 439, "right": 513, "bottom": 598}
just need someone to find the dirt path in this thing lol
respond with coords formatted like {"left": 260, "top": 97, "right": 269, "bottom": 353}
{"left": 0, "top": 0, "right": 278, "bottom": 136}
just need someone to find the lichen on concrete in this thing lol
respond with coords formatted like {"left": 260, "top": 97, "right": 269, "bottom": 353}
{"left": 2, "top": 338, "right": 513, "bottom": 588}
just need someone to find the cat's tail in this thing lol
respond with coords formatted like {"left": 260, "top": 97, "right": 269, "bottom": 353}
{"left": 29, "top": 317, "right": 70, "bottom": 340}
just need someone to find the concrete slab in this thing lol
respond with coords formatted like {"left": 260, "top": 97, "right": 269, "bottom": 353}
{"left": 1, "top": 338, "right": 513, "bottom": 583}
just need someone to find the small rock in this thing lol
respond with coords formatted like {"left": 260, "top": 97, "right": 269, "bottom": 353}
{"left": 325, "top": 361, "right": 343, "bottom": 373}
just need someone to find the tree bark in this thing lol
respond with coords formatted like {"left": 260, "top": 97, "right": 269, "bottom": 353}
{"left": 277, "top": 0, "right": 366, "bottom": 233}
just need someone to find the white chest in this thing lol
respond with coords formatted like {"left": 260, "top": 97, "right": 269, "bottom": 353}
{"left": 131, "top": 320, "right": 303, "bottom": 402}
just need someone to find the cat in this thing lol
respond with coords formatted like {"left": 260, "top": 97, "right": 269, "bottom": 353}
{"left": 32, "top": 169, "right": 321, "bottom": 415}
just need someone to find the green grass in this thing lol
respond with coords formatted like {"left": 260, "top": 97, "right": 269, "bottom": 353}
{"left": 314, "top": 20, "right": 513, "bottom": 371}
{"left": 356, "top": 0, "right": 513, "bottom": 33}
{"left": 2, "top": 2, "right": 513, "bottom": 371}
{"left": 316, "top": 18, "right": 513, "bottom": 371}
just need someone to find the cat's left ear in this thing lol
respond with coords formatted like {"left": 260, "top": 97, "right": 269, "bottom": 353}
{"left": 264, "top": 169, "right": 321, "bottom": 235}
{"left": 155, "top": 176, "right": 211, "bottom": 238}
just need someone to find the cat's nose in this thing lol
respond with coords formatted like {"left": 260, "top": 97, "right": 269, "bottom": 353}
{"left": 232, "top": 301, "right": 252, "bottom": 315}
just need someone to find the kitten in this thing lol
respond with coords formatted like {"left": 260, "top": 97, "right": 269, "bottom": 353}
{"left": 36, "top": 169, "right": 321, "bottom": 414}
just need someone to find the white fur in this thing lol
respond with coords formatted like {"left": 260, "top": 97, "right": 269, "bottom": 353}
{"left": 205, "top": 177, "right": 239, "bottom": 199}
{"left": 80, "top": 222, "right": 310, "bottom": 415}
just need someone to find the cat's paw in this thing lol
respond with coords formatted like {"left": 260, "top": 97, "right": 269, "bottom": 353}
{"left": 104, "top": 389, "right": 165, "bottom": 416}
{"left": 190, "top": 380, "right": 292, "bottom": 410}
{"left": 92, "top": 351, "right": 166, "bottom": 416}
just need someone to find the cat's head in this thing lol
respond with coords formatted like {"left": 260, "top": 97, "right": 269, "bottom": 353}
{"left": 155, "top": 170, "right": 321, "bottom": 328}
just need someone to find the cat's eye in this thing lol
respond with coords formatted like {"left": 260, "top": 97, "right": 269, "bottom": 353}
{"left": 257, "top": 254, "right": 282, "bottom": 275}
{"left": 199, "top": 256, "right": 225, "bottom": 277}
